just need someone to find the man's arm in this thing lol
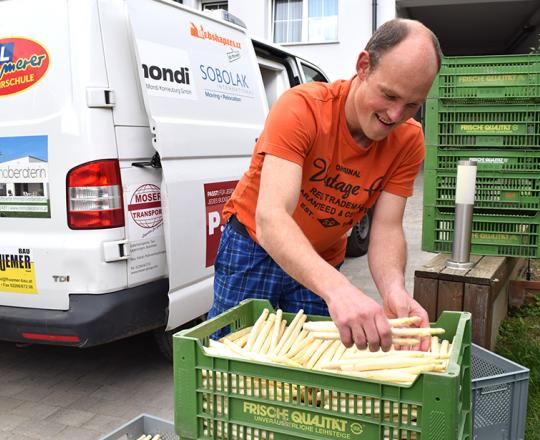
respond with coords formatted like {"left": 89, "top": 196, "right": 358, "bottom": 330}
{"left": 368, "top": 191, "right": 430, "bottom": 350}
{"left": 256, "top": 154, "right": 392, "bottom": 352}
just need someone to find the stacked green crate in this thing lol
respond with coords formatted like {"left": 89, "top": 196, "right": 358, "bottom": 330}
{"left": 423, "top": 54, "right": 540, "bottom": 257}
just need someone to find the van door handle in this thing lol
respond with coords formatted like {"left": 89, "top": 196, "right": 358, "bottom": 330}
{"left": 103, "top": 239, "right": 130, "bottom": 262}
{"left": 132, "top": 152, "right": 162, "bottom": 169}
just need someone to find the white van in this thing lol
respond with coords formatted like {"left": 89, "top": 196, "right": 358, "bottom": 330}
{"left": 0, "top": 0, "right": 334, "bottom": 357}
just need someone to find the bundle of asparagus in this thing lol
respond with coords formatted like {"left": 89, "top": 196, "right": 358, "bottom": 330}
{"left": 135, "top": 434, "right": 162, "bottom": 440}
{"left": 203, "top": 308, "right": 452, "bottom": 386}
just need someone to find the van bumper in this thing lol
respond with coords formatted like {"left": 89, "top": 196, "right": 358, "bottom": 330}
{"left": 0, "top": 279, "right": 169, "bottom": 347}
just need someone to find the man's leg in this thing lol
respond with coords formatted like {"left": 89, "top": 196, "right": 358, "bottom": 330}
{"left": 279, "top": 280, "right": 330, "bottom": 316}
{"left": 207, "top": 223, "right": 285, "bottom": 337}
{"left": 279, "top": 262, "right": 344, "bottom": 316}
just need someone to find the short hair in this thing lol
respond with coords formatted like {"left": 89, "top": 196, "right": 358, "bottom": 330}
{"left": 364, "top": 18, "right": 442, "bottom": 72}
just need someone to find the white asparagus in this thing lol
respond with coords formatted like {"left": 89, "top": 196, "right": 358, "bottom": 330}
{"left": 288, "top": 329, "right": 308, "bottom": 353}
{"left": 341, "top": 369, "right": 417, "bottom": 384}
{"left": 244, "top": 308, "right": 269, "bottom": 351}
{"left": 340, "top": 356, "right": 444, "bottom": 372}
{"left": 203, "top": 309, "right": 452, "bottom": 394}
{"left": 391, "top": 337, "right": 421, "bottom": 346}
{"left": 391, "top": 327, "right": 445, "bottom": 337}
{"left": 325, "top": 351, "right": 449, "bottom": 368}
{"left": 310, "top": 331, "right": 340, "bottom": 340}
{"left": 136, "top": 435, "right": 148, "bottom": 440}
{"left": 440, "top": 339, "right": 450, "bottom": 356}
{"left": 306, "top": 339, "right": 332, "bottom": 369}
{"left": 293, "top": 338, "right": 323, "bottom": 365}
{"left": 303, "top": 321, "right": 337, "bottom": 332}
{"left": 270, "top": 309, "right": 283, "bottom": 353}
{"left": 431, "top": 336, "right": 440, "bottom": 354}
{"left": 235, "top": 332, "right": 250, "bottom": 348}
{"left": 274, "top": 309, "right": 304, "bottom": 355}
{"left": 278, "top": 319, "right": 287, "bottom": 340}
{"left": 388, "top": 316, "right": 422, "bottom": 326}
{"left": 268, "top": 354, "right": 303, "bottom": 368}
{"left": 259, "top": 325, "right": 274, "bottom": 354}
{"left": 314, "top": 339, "right": 341, "bottom": 369}
{"left": 311, "top": 332, "right": 423, "bottom": 347}
{"left": 277, "top": 314, "right": 307, "bottom": 356}
{"left": 303, "top": 316, "right": 422, "bottom": 333}
{"left": 151, "top": 435, "right": 161, "bottom": 440}
{"left": 252, "top": 313, "right": 275, "bottom": 353}
{"left": 332, "top": 342, "right": 348, "bottom": 362}
{"left": 224, "top": 326, "right": 253, "bottom": 342}
{"left": 285, "top": 333, "right": 315, "bottom": 359}
{"left": 222, "top": 338, "right": 252, "bottom": 359}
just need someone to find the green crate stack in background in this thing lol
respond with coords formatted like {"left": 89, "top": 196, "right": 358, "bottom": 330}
{"left": 423, "top": 54, "right": 540, "bottom": 257}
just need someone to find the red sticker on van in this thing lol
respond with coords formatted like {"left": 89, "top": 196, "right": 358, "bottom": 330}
{"left": 204, "top": 180, "right": 238, "bottom": 267}
{"left": 0, "top": 38, "right": 49, "bottom": 97}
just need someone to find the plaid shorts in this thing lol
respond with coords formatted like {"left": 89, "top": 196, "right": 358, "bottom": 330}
{"left": 208, "top": 222, "right": 334, "bottom": 328}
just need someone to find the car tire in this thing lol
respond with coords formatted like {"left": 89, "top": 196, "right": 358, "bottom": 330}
{"left": 345, "top": 210, "right": 372, "bottom": 258}
{"left": 153, "top": 316, "right": 204, "bottom": 362}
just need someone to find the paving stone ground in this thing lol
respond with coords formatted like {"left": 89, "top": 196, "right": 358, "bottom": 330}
{"left": 0, "top": 173, "right": 433, "bottom": 439}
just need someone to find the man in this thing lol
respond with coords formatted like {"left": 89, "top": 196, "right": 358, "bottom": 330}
{"left": 208, "top": 18, "right": 442, "bottom": 352}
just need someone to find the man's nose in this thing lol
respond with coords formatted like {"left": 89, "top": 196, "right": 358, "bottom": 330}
{"left": 386, "top": 104, "right": 406, "bottom": 123}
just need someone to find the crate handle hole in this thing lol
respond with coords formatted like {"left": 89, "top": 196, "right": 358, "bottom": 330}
{"left": 435, "top": 397, "right": 440, "bottom": 402}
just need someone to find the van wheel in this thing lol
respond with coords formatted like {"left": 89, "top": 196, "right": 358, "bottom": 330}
{"left": 345, "top": 210, "right": 372, "bottom": 258}
{"left": 153, "top": 317, "right": 204, "bottom": 362}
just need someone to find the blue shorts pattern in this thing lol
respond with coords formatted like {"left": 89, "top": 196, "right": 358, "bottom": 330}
{"left": 208, "top": 223, "right": 332, "bottom": 332}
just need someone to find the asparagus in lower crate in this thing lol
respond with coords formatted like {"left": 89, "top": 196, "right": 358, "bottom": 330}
{"left": 204, "top": 309, "right": 452, "bottom": 385}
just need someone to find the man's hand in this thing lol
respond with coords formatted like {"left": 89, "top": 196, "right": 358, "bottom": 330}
{"left": 383, "top": 289, "right": 430, "bottom": 351}
{"left": 325, "top": 285, "right": 393, "bottom": 352}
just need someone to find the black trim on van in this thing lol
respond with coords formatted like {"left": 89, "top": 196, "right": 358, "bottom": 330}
{"left": 0, "top": 279, "right": 169, "bottom": 347}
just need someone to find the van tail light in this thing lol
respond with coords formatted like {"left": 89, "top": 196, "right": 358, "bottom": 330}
{"left": 67, "top": 159, "right": 125, "bottom": 229}
{"left": 21, "top": 332, "right": 80, "bottom": 343}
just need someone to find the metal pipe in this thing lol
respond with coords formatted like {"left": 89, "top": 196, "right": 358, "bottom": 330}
{"left": 372, "top": 0, "right": 378, "bottom": 34}
{"left": 446, "top": 160, "right": 477, "bottom": 270}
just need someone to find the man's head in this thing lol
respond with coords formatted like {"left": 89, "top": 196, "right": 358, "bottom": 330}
{"left": 346, "top": 19, "right": 441, "bottom": 145}
{"left": 365, "top": 18, "right": 442, "bottom": 73}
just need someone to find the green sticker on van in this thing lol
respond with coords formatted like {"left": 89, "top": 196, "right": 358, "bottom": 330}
{"left": 0, "top": 135, "right": 50, "bottom": 218}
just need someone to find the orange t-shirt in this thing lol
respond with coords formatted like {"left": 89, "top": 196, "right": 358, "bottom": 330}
{"left": 223, "top": 78, "right": 425, "bottom": 266}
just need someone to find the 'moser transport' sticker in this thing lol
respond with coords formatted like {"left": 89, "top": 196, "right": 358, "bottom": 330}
{"left": 0, "top": 37, "right": 49, "bottom": 97}
{"left": 0, "top": 247, "right": 37, "bottom": 294}
{"left": 126, "top": 183, "right": 166, "bottom": 284}
{"left": 0, "top": 136, "right": 50, "bottom": 218}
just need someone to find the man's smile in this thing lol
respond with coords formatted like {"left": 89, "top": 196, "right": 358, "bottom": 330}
{"left": 375, "top": 113, "right": 395, "bottom": 127}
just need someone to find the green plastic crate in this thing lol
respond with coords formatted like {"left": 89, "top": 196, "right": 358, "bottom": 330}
{"left": 428, "top": 54, "right": 540, "bottom": 104}
{"left": 425, "top": 101, "right": 540, "bottom": 149}
{"left": 422, "top": 206, "right": 540, "bottom": 257}
{"left": 423, "top": 169, "right": 540, "bottom": 212}
{"left": 173, "top": 299, "right": 472, "bottom": 440}
{"left": 424, "top": 147, "right": 540, "bottom": 173}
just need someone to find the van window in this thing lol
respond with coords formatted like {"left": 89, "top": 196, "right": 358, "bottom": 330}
{"left": 257, "top": 57, "right": 291, "bottom": 108}
{"left": 301, "top": 62, "right": 327, "bottom": 83}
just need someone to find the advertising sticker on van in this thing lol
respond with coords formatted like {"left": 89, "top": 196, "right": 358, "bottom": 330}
{"left": 126, "top": 184, "right": 166, "bottom": 285}
{"left": 0, "top": 247, "right": 37, "bottom": 294}
{"left": 190, "top": 22, "right": 241, "bottom": 49}
{"left": 0, "top": 38, "right": 49, "bottom": 97}
{"left": 0, "top": 136, "right": 50, "bottom": 218}
{"left": 204, "top": 180, "right": 238, "bottom": 267}
{"left": 137, "top": 40, "right": 196, "bottom": 100}
{"left": 200, "top": 64, "right": 254, "bottom": 103}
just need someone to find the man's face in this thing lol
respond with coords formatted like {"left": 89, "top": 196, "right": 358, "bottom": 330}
{"left": 351, "top": 43, "right": 438, "bottom": 142}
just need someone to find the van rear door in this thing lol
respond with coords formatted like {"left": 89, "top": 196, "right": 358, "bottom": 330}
{"left": 126, "top": 0, "right": 268, "bottom": 329}
{"left": 0, "top": 0, "right": 125, "bottom": 312}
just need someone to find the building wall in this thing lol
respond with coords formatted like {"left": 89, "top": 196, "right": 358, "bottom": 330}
{"left": 229, "top": 0, "right": 396, "bottom": 81}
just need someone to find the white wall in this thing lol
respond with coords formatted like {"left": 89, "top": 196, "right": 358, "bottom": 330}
{"left": 229, "top": 0, "right": 396, "bottom": 81}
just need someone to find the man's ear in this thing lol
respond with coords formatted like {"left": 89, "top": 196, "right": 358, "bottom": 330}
{"left": 356, "top": 51, "right": 371, "bottom": 80}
